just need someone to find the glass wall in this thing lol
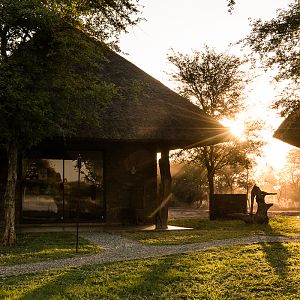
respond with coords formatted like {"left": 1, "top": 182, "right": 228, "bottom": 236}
{"left": 22, "top": 151, "right": 104, "bottom": 223}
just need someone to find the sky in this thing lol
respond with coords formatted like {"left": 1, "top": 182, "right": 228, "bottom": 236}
{"left": 119, "top": 0, "right": 294, "bottom": 177}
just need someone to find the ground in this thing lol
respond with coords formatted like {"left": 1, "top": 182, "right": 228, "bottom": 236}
{"left": 168, "top": 207, "right": 300, "bottom": 219}
{"left": 1, "top": 208, "right": 300, "bottom": 299}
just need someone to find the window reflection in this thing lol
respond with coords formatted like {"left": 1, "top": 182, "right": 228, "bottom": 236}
{"left": 22, "top": 152, "right": 104, "bottom": 222}
{"left": 63, "top": 159, "right": 78, "bottom": 219}
{"left": 78, "top": 152, "right": 104, "bottom": 219}
{"left": 22, "top": 159, "right": 63, "bottom": 221}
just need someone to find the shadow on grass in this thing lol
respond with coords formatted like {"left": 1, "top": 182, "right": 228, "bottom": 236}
{"left": 17, "top": 256, "right": 179, "bottom": 300}
{"left": 260, "top": 224, "right": 291, "bottom": 278}
{"left": 17, "top": 268, "right": 92, "bottom": 300}
{"left": 0, "top": 232, "right": 100, "bottom": 266}
{"left": 260, "top": 242, "right": 291, "bottom": 278}
{"left": 117, "top": 256, "right": 178, "bottom": 299}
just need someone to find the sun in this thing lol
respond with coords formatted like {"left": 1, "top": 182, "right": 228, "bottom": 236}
{"left": 221, "top": 118, "right": 245, "bottom": 139}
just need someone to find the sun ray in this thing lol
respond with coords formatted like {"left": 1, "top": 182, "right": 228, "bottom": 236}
{"left": 220, "top": 118, "right": 245, "bottom": 139}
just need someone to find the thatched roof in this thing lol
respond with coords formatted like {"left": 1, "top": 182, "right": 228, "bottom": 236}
{"left": 89, "top": 51, "right": 231, "bottom": 149}
{"left": 274, "top": 110, "right": 300, "bottom": 148}
{"left": 16, "top": 28, "right": 231, "bottom": 150}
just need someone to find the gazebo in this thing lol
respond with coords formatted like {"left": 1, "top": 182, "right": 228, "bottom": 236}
{"left": 0, "top": 29, "right": 230, "bottom": 227}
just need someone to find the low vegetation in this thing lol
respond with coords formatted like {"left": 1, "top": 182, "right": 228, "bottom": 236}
{"left": 1, "top": 242, "right": 300, "bottom": 299}
{"left": 121, "top": 216, "right": 300, "bottom": 245}
{"left": 0, "top": 232, "right": 102, "bottom": 266}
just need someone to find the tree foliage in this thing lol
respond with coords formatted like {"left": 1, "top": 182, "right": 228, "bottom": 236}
{"left": 46, "top": 0, "right": 141, "bottom": 48}
{"left": 244, "top": 0, "right": 300, "bottom": 116}
{"left": 215, "top": 163, "right": 253, "bottom": 194}
{"left": 0, "top": 0, "right": 141, "bottom": 59}
{"left": 168, "top": 46, "right": 249, "bottom": 119}
{"left": 0, "top": 0, "right": 55, "bottom": 59}
{"left": 0, "top": 28, "right": 118, "bottom": 150}
{"left": 277, "top": 149, "right": 300, "bottom": 209}
{"left": 226, "top": 0, "right": 236, "bottom": 13}
{"left": 172, "top": 164, "right": 208, "bottom": 206}
{"left": 256, "top": 150, "right": 300, "bottom": 210}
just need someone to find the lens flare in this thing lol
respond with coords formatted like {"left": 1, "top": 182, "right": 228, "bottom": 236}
{"left": 221, "top": 119, "right": 244, "bottom": 139}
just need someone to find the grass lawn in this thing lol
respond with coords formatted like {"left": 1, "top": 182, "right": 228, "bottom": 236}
{"left": 120, "top": 216, "right": 300, "bottom": 245}
{"left": 1, "top": 242, "right": 300, "bottom": 299}
{"left": 0, "top": 232, "right": 102, "bottom": 266}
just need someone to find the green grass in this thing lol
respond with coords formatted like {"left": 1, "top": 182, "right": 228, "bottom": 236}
{"left": 0, "top": 232, "right": 102, "bottom": 266}
{"left": 121, "top": 216, "right": 300, "bottom": 245}
{"left": 1, "top": 242, "right": 300, "bottom": 299}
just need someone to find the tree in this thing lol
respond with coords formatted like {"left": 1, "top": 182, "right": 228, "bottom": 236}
{"left": 244, "top": 0, "right": 300, "bottom": 116}
{"left": 277, "top": 149, "right": 300, "bottom": 209}
{"left": 168, "top": 46, "right": 248, "bottom": 118}
{"left": 44, "top": 0, "right": 142, "bottom": 50}
{"left": 173, "top": 138, "right": 258, "bottom": 199}
{"left": 0, "top": 0, "right": 141, "bottom": 245}
{"left": 0, "top": 0, "right": 141, "bottom": 59}
{"left": 226, "top": 0, "right": 236, "bottom": 13}
{"left": 215, "top": 164, "right": 248, "bottom": 193}
{"left": 172, "top": 164, "right": 208, "bottom": 206}
{"left": 168, "top": 46, "right": 259, "bottom": 216}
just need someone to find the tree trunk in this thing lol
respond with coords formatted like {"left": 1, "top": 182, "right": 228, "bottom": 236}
{"left": 2, "top": 142, "right": 18, "bottom": 246}
{"left": 207, "top": 173, "right": 214, "bottom": 199}
{"left": 0, "top": 26, "right": 9, "bottom": 60}
{"left": 202, "top": 146, "right": 215, "bottom": 220}
{"left": 207, "top": 172, "right": 215, "bottom": 220}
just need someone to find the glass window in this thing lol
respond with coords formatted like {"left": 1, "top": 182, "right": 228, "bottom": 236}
{"left": 22, "top": 159, "right": 63, "bottom": 222}
{"left": 22, "top": 151, "right": 105, "bottom": 223}
{"left": 79, "top": 152, "right": 104, "bottom": 220}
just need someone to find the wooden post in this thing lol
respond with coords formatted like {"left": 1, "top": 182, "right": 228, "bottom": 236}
{"left": 76, "top": 154, "right": 82, "bottom": 253}
{"left": 156, "top": 149, "right": 172, "bottom": 229}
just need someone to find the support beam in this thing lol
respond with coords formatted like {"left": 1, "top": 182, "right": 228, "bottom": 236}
{"left": 156, "top": 149, "right": 172, "bottom": 229}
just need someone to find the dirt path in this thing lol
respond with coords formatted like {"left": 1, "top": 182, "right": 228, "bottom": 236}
{"left": 1, "top": 232, "right": 300, "bottom": 277}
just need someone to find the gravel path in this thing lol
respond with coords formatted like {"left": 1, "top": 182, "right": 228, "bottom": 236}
{"left": 1, "top": 233, "right": 300, "bottom": 277}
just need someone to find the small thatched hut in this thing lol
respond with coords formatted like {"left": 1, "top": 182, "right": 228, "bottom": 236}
{"left": 274, "top": 110, "right": 300, "bottom": 148}
{"left": 0, "top": 29, "right": 230, "bottom": 227}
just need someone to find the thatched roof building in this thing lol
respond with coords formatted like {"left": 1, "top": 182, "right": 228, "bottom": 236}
{"left": 274, "top": 110, "right": 300, "bottom": 147}
{"left": 0, "top": 28, "right": 231, "bottom": 227}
